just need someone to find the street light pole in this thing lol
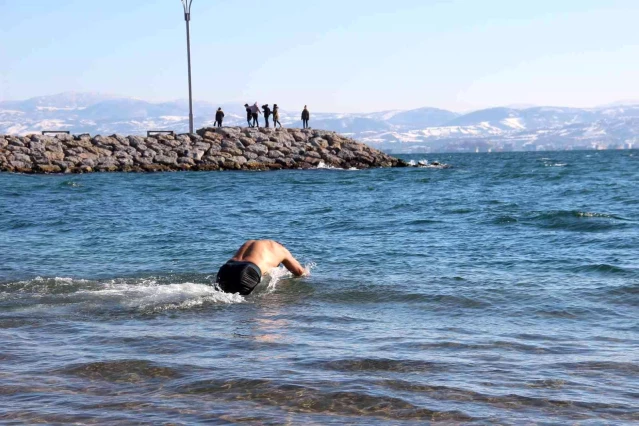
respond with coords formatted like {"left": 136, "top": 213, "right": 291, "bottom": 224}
{"left": 181, "top": 0, "right": 194, "bottom": 134}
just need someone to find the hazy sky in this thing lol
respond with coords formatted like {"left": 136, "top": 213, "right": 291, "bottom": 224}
{"left": 1, "top": 0, "right": 638, "bottom": 112}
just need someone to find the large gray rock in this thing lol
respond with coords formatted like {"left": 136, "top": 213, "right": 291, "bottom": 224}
{"left": 10, "top": 160, "right": 30, "bottom": 171}
{"left": 155, "top": 154, "right": 178, "bottom": 166}
{"left": 128, "top": 136, "right": 146, "bottom": 147}
{"left": 194, "top": 142, "right": 211, "bottom": 151}
{"left": 8, "top": 138, "right": 25, "bottom": 147}
{"left": 246, "top": 144, "right": 268, "bottom": 156}
{"left": 221, "top": 147, "right": 243, "bottom": 156}
{"left": 310, "top": 138, "right": 329, "bottom": 149}
{"left": 221, "top": 140, "right": 244, "bottom": 150}
{"left": 239, "top": 137, "right": 254, "bottom": 147}
{"left": 12, "top": 153, "right": 32, "bottom": 164}
{"left": 44, "top": 150, "right": 65, "bottom": 162}
{"left": 268, "top": 150, "right": 285, "bottom": 159}
{"left": 231, "top": 156, "right": 248, "bottom": 165}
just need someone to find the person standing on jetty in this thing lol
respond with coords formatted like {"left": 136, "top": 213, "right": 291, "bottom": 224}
{"left": 214, "top": 107, "right": 225, "bottom": 128}
{"left": 273, "top": 104, "right": 282, "bottom": 129}
{"left": 244, "top": 104, "right": 252, "bottom": 127}
{"left": 216, "top": 240, "right": 307, "bottom": 295}
{"left": 301, "top": 105, "right": 310, "bottom": 129}
{"left": 262, "top": 104, "right": 272, "bottom": 128}
{"left": 250, "top": 102, "right": 261, "bottom": 128}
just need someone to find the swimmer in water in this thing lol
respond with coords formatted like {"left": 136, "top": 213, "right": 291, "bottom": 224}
{"left": 216, "top": 240, "right": 307, "bottom": 295}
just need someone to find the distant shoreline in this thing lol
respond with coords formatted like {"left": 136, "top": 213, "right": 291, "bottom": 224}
{"left": 0, "top": 127, "right": 408, "bottom": 174}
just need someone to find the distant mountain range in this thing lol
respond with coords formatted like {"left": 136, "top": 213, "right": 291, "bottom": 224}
{"left": 1, "top": 92, "right": 638, "bottom": 153}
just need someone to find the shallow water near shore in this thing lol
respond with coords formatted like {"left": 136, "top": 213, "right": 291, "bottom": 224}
{"left": 1, "top": 150, "right": 638, "bottom": 424}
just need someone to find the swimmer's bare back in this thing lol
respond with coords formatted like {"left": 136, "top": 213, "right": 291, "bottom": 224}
{"left": 231, "top": 240, "right": 307, "bottom": 276}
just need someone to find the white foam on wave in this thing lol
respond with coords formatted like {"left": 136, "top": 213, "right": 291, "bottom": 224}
{"left": 315, "top": 161, "right": 358, "bottom": 171}
{"left": 542, "top": 161, "right": 568, "bottom": 167}
{"left": 33, "top": 276, "right": 90, "bottom": 284}
{"left": 315, "top": 161, "right": 338, "bottom": 170}
{"left": 77, "top": 279, "right": 244, "bottom": 311}
{"left": 409, "top": 159, "right": 450, "bottom": 168}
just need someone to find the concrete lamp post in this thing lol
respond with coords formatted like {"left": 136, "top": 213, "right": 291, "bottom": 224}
{"left": 181, "top": 0, "right": 194, "bottom": 134}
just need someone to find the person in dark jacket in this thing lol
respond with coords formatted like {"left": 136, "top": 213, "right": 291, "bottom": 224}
{"left": 262, "top": 104, "right": 272, "bottom": 128}
{"left": 214, "top": 107, "right": 225, "bottom": 128}
{"left": 250, "top": 102, "right": 261, "bottom": 128}
{"left": 273, "top": 104, "right": 282, "bottom": 129}
{"left": 301, "top": 105, "right": 310, "bottom": 129}
{"left": 244, "top": 104, "right": 252, "bottom": 127}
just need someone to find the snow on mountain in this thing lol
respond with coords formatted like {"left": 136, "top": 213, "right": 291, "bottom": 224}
{"left": 1, "top": 92, "right": 120, "bottom": 111}
{"left": 386, "top": 107, "right": 459, "bottom": 127}
{"left": 1, "top": 92, "right": 638, "bottom": 152}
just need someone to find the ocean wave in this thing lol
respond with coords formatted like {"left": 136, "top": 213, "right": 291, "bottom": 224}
{"left": 0, "top": 276, "right": 92, "bottom": 296}
{"left": 0, "top": 276, "right": 245, "bottom": 314}
{"left": 554, "top": 361, "right": 639, "bottom": 375}
{"left": 381, "top": 379, "right": 634, "bottom": 418}
{"left": 405, "top": 218, "right": 442, "bottom": 225}
{"left": 492, "top": 215, "right": 518, "bottom": 224}
{"left": 534, "top": 210, "right": 629, "bottom": 221}
{"left": 385, "top": 340, "right": 571, "bottom": 354}
{"left": 173, "top": 377, "right": 473, "bottom": 421}
{"left": 306, "top": 357, "right": 450, "bottom": 373}
{"left": 407, "top": 159, "right": 452, "bottom": 168}
{"left": 58, "top": 359, "right": 183, "bottom": 382}
{"left": 448, "top": 207, "right": 474, "bottom": 214}
{"left": 591, "top": 282, "right": 639, "bottom": 306}
{"left": 525, "top": 210, "right": 632, "bottom": 232}
{"left": 0, "top": 264, "right": 317, "bottom": 313}
{"left": 316, "top": 287, "right": 491, "bottom": 308}
{"left": 315, "top": 285, "right": 498, "bottom": 315}
{"left": 604, "top": 282, "right": 639, "bottom": 296}
{"left": 570, "top": 264, "right": 635, "bottom": 275}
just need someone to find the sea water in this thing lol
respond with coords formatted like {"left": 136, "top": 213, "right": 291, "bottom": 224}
{"left": 0, "top": 150, "right": 637, "bottom": 424}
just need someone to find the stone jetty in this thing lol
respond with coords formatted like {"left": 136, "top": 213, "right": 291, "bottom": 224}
{"left": 0, "top": 127, "right": 408, "bottom": 173}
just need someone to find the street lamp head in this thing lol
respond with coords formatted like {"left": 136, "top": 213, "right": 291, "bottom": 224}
{"left": 181, "top": 0, "right": 193, "bottom": 20}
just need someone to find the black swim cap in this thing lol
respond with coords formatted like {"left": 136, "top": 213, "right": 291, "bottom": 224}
{"left": 216, "top": 261, "right": 262, "bottom": 295}
{"left": 239, "top": 266, "right": 261, "bottom": 293}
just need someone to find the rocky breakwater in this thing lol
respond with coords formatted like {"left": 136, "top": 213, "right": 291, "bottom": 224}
{"left": 0, "top": 127, "right": 408, "bottom": 173}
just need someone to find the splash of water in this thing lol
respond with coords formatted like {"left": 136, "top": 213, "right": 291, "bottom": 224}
{"left": 263, "top": 262, "right": 316, "bottom": 293}
{"left": 315, "top": 161, "right": 358, "bottom": 171}
{"left": 79, "top": 279, "right": 244, "bottom": 311}
{"left": 407, "top": 159, "right": 450, "bottom": 168}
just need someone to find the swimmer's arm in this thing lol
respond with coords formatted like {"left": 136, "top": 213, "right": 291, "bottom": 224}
{"left": 280, "top": 248, "right": 307, "bottom": 277}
